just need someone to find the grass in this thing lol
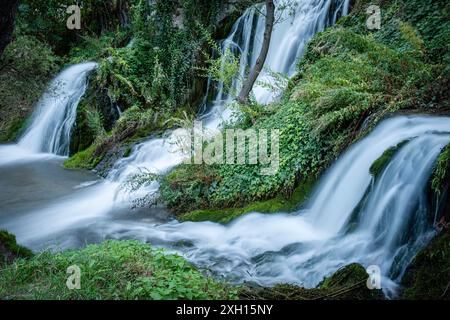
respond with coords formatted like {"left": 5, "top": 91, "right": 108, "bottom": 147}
{"left": 0, "top": 240, "right": 238, "bottom": 300}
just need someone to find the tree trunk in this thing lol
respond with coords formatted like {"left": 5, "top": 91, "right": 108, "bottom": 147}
{"left": 237, "top": 0, "right": 275, "bottom": 104}
{"left": 0, "top": 0, "right": 19, "bottom": 58}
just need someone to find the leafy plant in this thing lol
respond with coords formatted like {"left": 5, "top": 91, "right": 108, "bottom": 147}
{"left": 0, "top": 240, "right": 238, "bottom": 300}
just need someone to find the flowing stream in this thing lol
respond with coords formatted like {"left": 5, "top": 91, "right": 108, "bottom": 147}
{"left": 0, "top": 0, "right": 448, "bottom": 298}
{"left": 0, "top": 62, "right": 97, "bottom": 166}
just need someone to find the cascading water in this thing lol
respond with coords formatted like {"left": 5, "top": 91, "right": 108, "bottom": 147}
{"left": 0, "top": 62, "right": 97, "bottom": 167}
{"left": 2, "top": 0, "right": 447, "bottom": 299}
{"left": 18, "top": 62, "right": 97, "bottom": 156}
{"left": 6, "top": 115, "right": 447, "bottom": 299}
{"left": 201, "top": 0, "right": 350, "bottom": 126}
{"left": 82, "top": 116, "right": 450, "bottom": 298}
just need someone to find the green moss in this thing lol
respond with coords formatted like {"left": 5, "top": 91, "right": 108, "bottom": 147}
{"left": 63, "top": 145, "right": 102, "bottom": 170}
{"left": 0, "top": 117, "right": 28, "bottom": 142}
{"left": 370, "top": 141, "right": 408, "bottom": 178}
{"left": 180, "top": 176, "right": 316, "bottom": 224}
{"left": 0, "top": 240, "right": 238, "bottom": 300}
{"left": 123, "top": 146, "right": 133, "bottom": 158}
{"left": 0, "top": 230, "right": 33, "bottom": 265}
{"left": 432, "top": 143, "right": 450, "bottom": 195}
{"left": 401, "top": 233, "right": 450, "bottom": 300}
{"left": 240, "top": 263, "right": 384, "bottom": 300}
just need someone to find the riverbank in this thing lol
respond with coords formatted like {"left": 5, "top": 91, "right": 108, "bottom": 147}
{"left": 2, "top": 228, "right": 449, "bottom": 300}
{"left": 0, "top": 231, "right": 383, "bottom": 300}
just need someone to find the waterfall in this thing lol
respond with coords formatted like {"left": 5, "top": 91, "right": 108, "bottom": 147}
{"left": 8, "top": 0, "right": 448, "bottom": 299}
{"left": 18, "top": 62, "right": 97, "bottom": 156}
{"left": 101, "top": 0, "right": 351, "bottom": 204}
{"left": 9, "top": 116, "right": 446, "bottom": 298}
{"left": 97, "top": 116, "right": 450, "bottom": 298}
{"left": 201, "top": 0, "right": 350, "bottom": 126}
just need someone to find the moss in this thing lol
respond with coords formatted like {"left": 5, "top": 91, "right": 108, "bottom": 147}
{"left": 370, "top": 141, "right": 408, "bottom": 177}
{"left": 240, "top": 263, "right": 384, "bottom": 300}
{"left": 431, "top": 143, "right": 450, "bottom": 195}
{"left": 63, "top": 145, "right": 102, "bottom": 170}
{"left": 123, "top": 146, "right": 133, "bottom": 158}
{"left": 180, "top": 176, "right": 316, "bottom": 224}
{"left": 0, "top": 117, "right": 28, "bottom": 142}
{"left": 0, "top": 230, "right": 33, "bottom": 266}
{"left": 401, "top": 233, "right": 450, "bottom": 300}
{"left": 0, "top": 240, "right": 238, "bottom": 300}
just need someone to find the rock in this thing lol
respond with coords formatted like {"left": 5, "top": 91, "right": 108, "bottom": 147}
{"left": 239, "top": 263, "right": 385, "bottom": 300}
{"left": 401, "top": 233, "right": 450, "bottom": 300}
{"left": 0, "top": 230, "right": 33, "bottom": 266}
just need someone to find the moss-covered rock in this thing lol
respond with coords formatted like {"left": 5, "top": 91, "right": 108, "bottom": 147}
{"left": 370, "top": 141, "right": 408, "bottom": 177}
{"left": 431, "top": 143, "right": 450, "bottom": 195}
{"left": 180, "top": 176, "right": 316, "bottom": 223}
{"left": 0, "top": 230, "right": 33, "bottom": 266}
{"left": 401, "top": 233, "right": 450, "bottom": 300}
{"left": 240, "top": 263, "right": 384, "bottom": 300}
{"left": 63, "top": 145, "right": 103, "bottom": 170}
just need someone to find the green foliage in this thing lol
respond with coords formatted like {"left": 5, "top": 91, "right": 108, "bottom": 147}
{"left": 0, "top": 240, "right": 238, "bottom": 300}
{"left": 0, "top": 35, "right": 59, "bottom": 142}
{"left": 0, "top": 117, "right": 27, "bottom": 142}
{"left": 121, "top": 170, "right": 160, "bottom": 208}
{"left": 85, "top": 109, "right": 107, "bottom": 141}
{"left": 17, "top": 0, "right": 135, "bottom": 54}
{"left": 66, "top": 0, "right": 230, "bottom": 161}
{"left": 432, "top": 144, "right": 450, "bottom": 195}
{"left": 0, "top": 230, "right": 33, "bottom": 265}
{"left": 180, "top": 176, "right": 316, "bottom": 223}
{"left": 69, "top": 32, "right": 131, "bottom": 63}
{"left": 201, "top": 47, "right": 241, "bottom": 95}
{"left": 162, "top": 21, "right": 435, "bottom": 212}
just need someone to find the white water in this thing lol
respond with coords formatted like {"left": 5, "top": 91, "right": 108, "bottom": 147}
{"left": 18, "top": 62, "right": 97, "bottom": 156}
{"left": 201, "top": 0, "right": 350, "bottom": 126}
{"left": 0, "top": 62, "right": 97, "bottom": 167}
{"left": 6, "top": 115, "right": 447, "bottom": 298}
{"left": 89, "top": 116, "right": 450, "bottom": 298}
